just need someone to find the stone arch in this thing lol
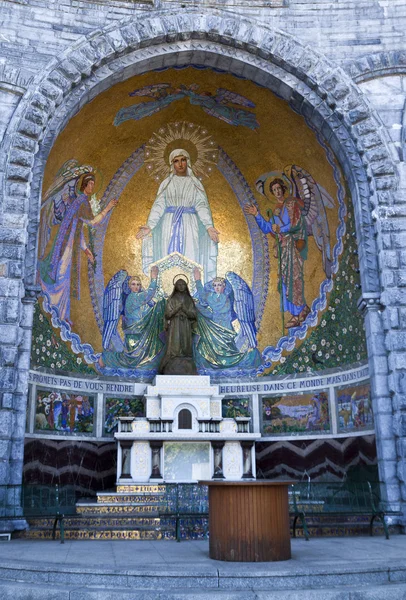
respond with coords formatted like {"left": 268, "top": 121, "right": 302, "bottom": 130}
{"left": 2, "top": 9, "right": 398, "bottom": 296}
{"left": 2, "top": 9, "right": 402, "bottom": 508}
{"left": 345, "top": 50, "right": 406, "bottom": 84}
{"left": 345, "top": 53, "right": 406, "bottom": 165}
{"left": 173, "top": 403, "right": 199, "bottom": 434}
{"left": 178, "top": 408, "right": 193, "bottom": 430}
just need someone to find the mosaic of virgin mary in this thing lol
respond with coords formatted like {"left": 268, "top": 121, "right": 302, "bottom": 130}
{"left": 136, "top": 148, "right": 219, "bottom": 283}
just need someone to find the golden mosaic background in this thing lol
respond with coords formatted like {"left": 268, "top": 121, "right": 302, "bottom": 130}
{"left": 42, "top": 67, "right": 343, "bottom": 354}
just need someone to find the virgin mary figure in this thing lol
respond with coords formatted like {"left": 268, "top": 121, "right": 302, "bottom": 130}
{"left": 136, "top": 149, "right": 219, "bottom": 283}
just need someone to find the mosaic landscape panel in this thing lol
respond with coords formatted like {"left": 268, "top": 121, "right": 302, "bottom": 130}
{"left": 262, "top": 390, "right": 330, "bottom": 436}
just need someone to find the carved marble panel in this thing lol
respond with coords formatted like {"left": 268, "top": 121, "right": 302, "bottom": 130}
{"left": 132, "top": 441, "right": 150, "bottom": 481}
{"left": 223, "top": 441, "right": 242, "bottom": 479}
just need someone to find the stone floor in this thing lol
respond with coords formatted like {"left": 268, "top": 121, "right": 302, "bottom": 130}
{"left": 0, "top": 535, "right": 406, "bottom": 599}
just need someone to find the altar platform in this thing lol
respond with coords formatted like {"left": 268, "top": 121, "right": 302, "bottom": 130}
{"left": 1, "top": 535, "right": 405, "bottom": 599}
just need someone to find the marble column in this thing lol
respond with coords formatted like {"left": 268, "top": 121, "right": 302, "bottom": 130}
{"left": 211, "top": 441, "right": 225, "bottom": 479}
{"left": 241, "top": 441, "right": 254, "bottom": 479}
{"left": 150, "top": 441, "right": 163, "bottom": 479}
{"left": 120, "top": 442, "right": 132, "bottom": 479}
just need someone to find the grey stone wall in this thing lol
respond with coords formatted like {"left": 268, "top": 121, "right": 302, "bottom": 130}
{"left": 2, "top": 0, "right": 406, "bottom": 74}
{"left": 0, "top": 1, "right": 405, "bottom": 527}
{"left": 357, "top": 73, "right": 406, "bottom": 516}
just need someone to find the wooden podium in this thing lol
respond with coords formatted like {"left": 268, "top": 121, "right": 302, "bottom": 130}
{"left": 201, "top": 481, "right": 292, "bottom": 562}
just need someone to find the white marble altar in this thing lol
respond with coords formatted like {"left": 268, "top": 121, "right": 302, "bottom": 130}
{"left": 115, "top": 376, "right": 259, "bottom": 483}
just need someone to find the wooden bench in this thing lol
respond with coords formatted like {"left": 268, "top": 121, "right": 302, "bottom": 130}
{"left": 290, "top": 480, "right": 402, "bottom": 541}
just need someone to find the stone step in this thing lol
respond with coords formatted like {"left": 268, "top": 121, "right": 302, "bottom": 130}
{"left": 15, "top": 515, "right": 184, "bottom": 541}
{"left": 16, "top": 529, "right": 164, "bottom": 540}
{"left": 76, "top": 503, "right": 161, "bottom": 515}
{"left": 1, "top": 580, "right": 406, "bottom": 600}
{"left": 19, "top": 513, "right": 385, "bottom": 540}
{"left": 19, "top": 516, "right": 163, "bottom": 528}
{"left": 96, "top": 494, "right": 165, "bottom": 503}
{"left": 1, "top": 570, "right": 406, "bottom": 599}
{"left": 15, "top": 522, "right": 378, "bottom": 543}
{"left": 116, "top": 484, "right": 166, "bottom": 493}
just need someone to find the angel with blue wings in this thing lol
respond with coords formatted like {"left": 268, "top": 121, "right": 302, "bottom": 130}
{"left": 38, "top": 161, "right": 118, "bottom": 323}
{"left": 193, "top": 267, "right": 261, "bottom": 370}
{"left": 114, "top": 83, "right": 259, "bottom": 130}
{"left": 244, "top": 165, "right": 335, "bottom": 330}
{"left": 99, "top": 266, "right": 165, "bottom": 371}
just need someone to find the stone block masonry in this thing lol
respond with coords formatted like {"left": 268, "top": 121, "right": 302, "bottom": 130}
{"left": 0, "top": 0, "right": 405, "bottom": 528}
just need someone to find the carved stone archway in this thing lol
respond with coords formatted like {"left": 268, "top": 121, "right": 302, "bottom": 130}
{"left": 345, "top": 50, "right": 406, "bottom": 83}
{"left": 1, "top": 9, "right": 402, "bottom": 523}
